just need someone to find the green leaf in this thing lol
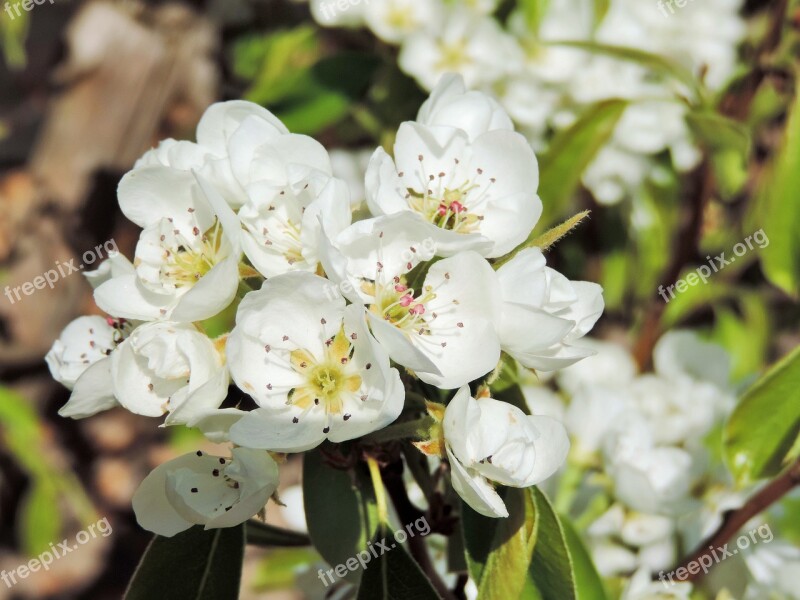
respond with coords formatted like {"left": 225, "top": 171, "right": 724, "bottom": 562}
{"left": 462, "top": 488, "right": 536, "bottom": 600}
{"left": 546, "top": 41, "right": 704, "bottom": 101}
{"left": 686, "top": 110, "right": 751, "bottom": 200}
{"left": 528, "top": 488, "right": 577, "bottom": 600}
{"left": 536, "top": 100, "right": 628, "bottom": 226}
{"left": 724, "top": 344, "right": 800, "bottom": 484}
{"left": 0, "top": 9, "right": 28, "bottom": 69}
{"left": 755, "top": 74, "right": 800, "bottom": 297}
{"left": 125, "top": 525, "right": 245, "bottom": 600}
{"left": 245, "top": 520, "right": 311, "bottom": 547}
{"left": 356, "top": 526, "right": 441, "bottom": 600}
{"left": 560, "top": 518, "right": 607, "bottom": 600}
{"left": 303, "top": 447, "right": 378, "bottom": 584}
{"left": 517, "top": 0, "right": 551, "bottom": 32}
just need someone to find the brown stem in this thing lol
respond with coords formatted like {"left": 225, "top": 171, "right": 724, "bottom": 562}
{"left": 660, "top": 458, "right": 800, "bottom": 582}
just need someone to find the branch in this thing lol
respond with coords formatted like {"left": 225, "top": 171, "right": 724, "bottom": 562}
{"left": 661, "top": 457, "right": 800, "bottom": 582}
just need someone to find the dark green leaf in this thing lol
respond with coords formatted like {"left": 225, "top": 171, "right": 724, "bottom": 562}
{"left": 724, "top": 345, "right": 800, "bottom": 484}
{"left": 356, "top": 526, "right": 441, "bottom": 600}
{"left": 303, "top": 447, "right": 378, "bottom": 584}
{"left": 125, "top": 525, "right": 245, "bottom": 600}
{"left": 245, "top": 520, "right": 310, "bottom": 547}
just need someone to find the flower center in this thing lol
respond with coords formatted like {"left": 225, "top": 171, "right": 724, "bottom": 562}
{"left": 435, "top": 40, "right": 469, "bottom": 71}
{"left": 287, "top": 327, "right": 362, "bottom": 416}
{"left": 407, "top": 183, "right": 483, "bottom": 233}
{"left": 162, "top": 220, "right": 226, "bottom": 288}
{"left": 368, "top": 276, "right": 437, "bottom": 335}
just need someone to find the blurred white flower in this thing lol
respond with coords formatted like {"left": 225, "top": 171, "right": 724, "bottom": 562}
{"left": 132, "top": 447, "right": 279, "bottom": 537}
{"left": 443, "top": 386, "right": 569, "bottom": 518}
{"left": 622, "top": 567, "right": 692, "bottom": 600}
{"left": 364, "top": 0, "right": 444, "bottom": 44}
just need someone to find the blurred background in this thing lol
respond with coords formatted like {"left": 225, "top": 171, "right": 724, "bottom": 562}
{"left": 0, "top": 0, "right": 798, "bottom": 598}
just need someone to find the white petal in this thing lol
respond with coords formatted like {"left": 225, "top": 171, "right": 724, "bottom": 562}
{"left": 230, "top": 408, "right": 327, "bottom": 452}
{"left": 58, "top": 358, "right": 119, "bottom": 419}
{"left": 447, "top": 447, "right": 508, "bottom": 518}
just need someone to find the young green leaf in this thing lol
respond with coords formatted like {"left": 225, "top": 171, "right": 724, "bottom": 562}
{"left": 560, "top": 518, "right": 608, "bottom": 600}
{"left": 529, "top": 488, "right": 577, "bottom": 600}
{"left": 724, "top": 345, "right": 800, "bottom": 484}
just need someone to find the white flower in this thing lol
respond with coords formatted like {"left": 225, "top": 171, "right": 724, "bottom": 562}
{"left": 653, "top": 330, "right": 732, "bottom": 391}
{"left": 364, "top": 0, "right": 444, "bottom": 44}
{"left": 95, "top": 171, "right": 242, "bottom": 322}
{"left": 132, "top": 447, "right": 279, "bottom": 537}
{"left": 238, "top": 173, "right": 351, "bottom": 278}
{"left": 398, "top": 11, "right": 523, "bottom": 91}
{"left": 51, "top": 316, "right": 133, "bottom": 420}
{"left": 602, "top": 413, "right": 694, "bottom": 515}
{"left": 136, "top": 101, "right": 289, "bottom": 209}
{"left": 110, "top": 321, "right": 229, "bottom": 425}
{"left": 416, "top": 73, "right": 513, "bottom": 141}
{"left": 443, "top": 386, "right": 569, "bottom": 518}
{"left": 622, "top": 567, "right": 692, "bottom": 600}
{"left": 226, "top": 272, "right": 404, "bottom": 452}
{"left": 556, "top": 338, "right": 638, "bottom": 395}
{"left": 46, "top": 316, "right": 122, "bottom": 389}
{"left": 565, "top": 384, "right": 635, "bottom": 458}
{"left": 83, "top": 252, "right": 136, "bottom": 289}
{"left": 495, "top": 248, "right": 604, "bottom": 370}
{"left": 744, "top": 540, "right": 800, "bottom": 599}
{"left": 365, "top": 120, "right": 541, "bottom": 258}
{"left": 321, "top": 213, "right": 501, "bottom": 388}
{"left": 587, "top": 504, "right": 676, "bottom": 577}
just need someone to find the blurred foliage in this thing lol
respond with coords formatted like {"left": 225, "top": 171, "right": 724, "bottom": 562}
{"left": 0, "top": 387, "right": 96, "bottom": 556}
{"left": 0, "top": 9, "right": 28, "bottom": 69}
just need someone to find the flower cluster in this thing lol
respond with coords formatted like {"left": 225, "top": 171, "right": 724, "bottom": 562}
{"left": 47, "top": 76, "right": 604, "bottom": 534}
{"left": 519, "top": 331, "right": 798, "bottom": 598}
{"left": 307, "top": 0, "right": 746, "bottom": 204}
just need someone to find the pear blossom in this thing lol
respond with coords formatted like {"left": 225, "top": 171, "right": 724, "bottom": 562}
{"left": 744, "top": 540, "right": 800, "bottom": 599}
{"left": 135, "top": 101, "right": 289, "bottom": 209}
{"left": 416, "top": 73, "right": 513, "bottom": 141}
{"left": 398, "top": 10, "right": 523, "bottom": 90}
{"left": 495, "top": 248, "right": 604, "bottom": 371}
{"left": 94, "top": 170, "right": 242, "bottom": 323}
{"left": 46, "top": 316, "right": 124, "bottom": 390}
{"left": 132, "top": 447, "right": 279, "bottom": 537}
{"left": 587, "top": 504, "right": 676, "bottom": 577}
{"left": 365, "top": 119, "right": 541, "bottom": 258}
{"left": 622, "top": 568, "right": 692, "bottom": 600}
{"left": 443, "top": 386, "right": 570, "bottom": 518}
{"left": 227, "top": 272, "right": 404, "bottom": 452}
{"left": 321, "top": 213, "right": 501, "bottom": 388}
{"left": 363, "top": 0, "right": 444, "bottom": 44}
{"left": 49, "top": 316, "right": 134, "bottom": 420}
{"left": 110, "top": 321, "right": 229, "bottom": 425}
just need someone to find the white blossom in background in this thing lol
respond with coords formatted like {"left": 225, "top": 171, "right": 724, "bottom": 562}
{"left": 363, "top": 0, "right": 444, "bottom": 44}
{"left": 132, "top": 447, "right": 279, "bottom": 537}
{"left": 443, "top": 386, "right": 570, "bottom": 518}
{"left": 621, "top": 567, "right": 693, "bottom": 600}
{"left": 330, "top": 148, "right": 374, "bottom": 209}
{"left": 226, "top": 272, "right": 404, "bottom": 452}
{"left": 744, "top": 541, "right": 800, "bottom": 599}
